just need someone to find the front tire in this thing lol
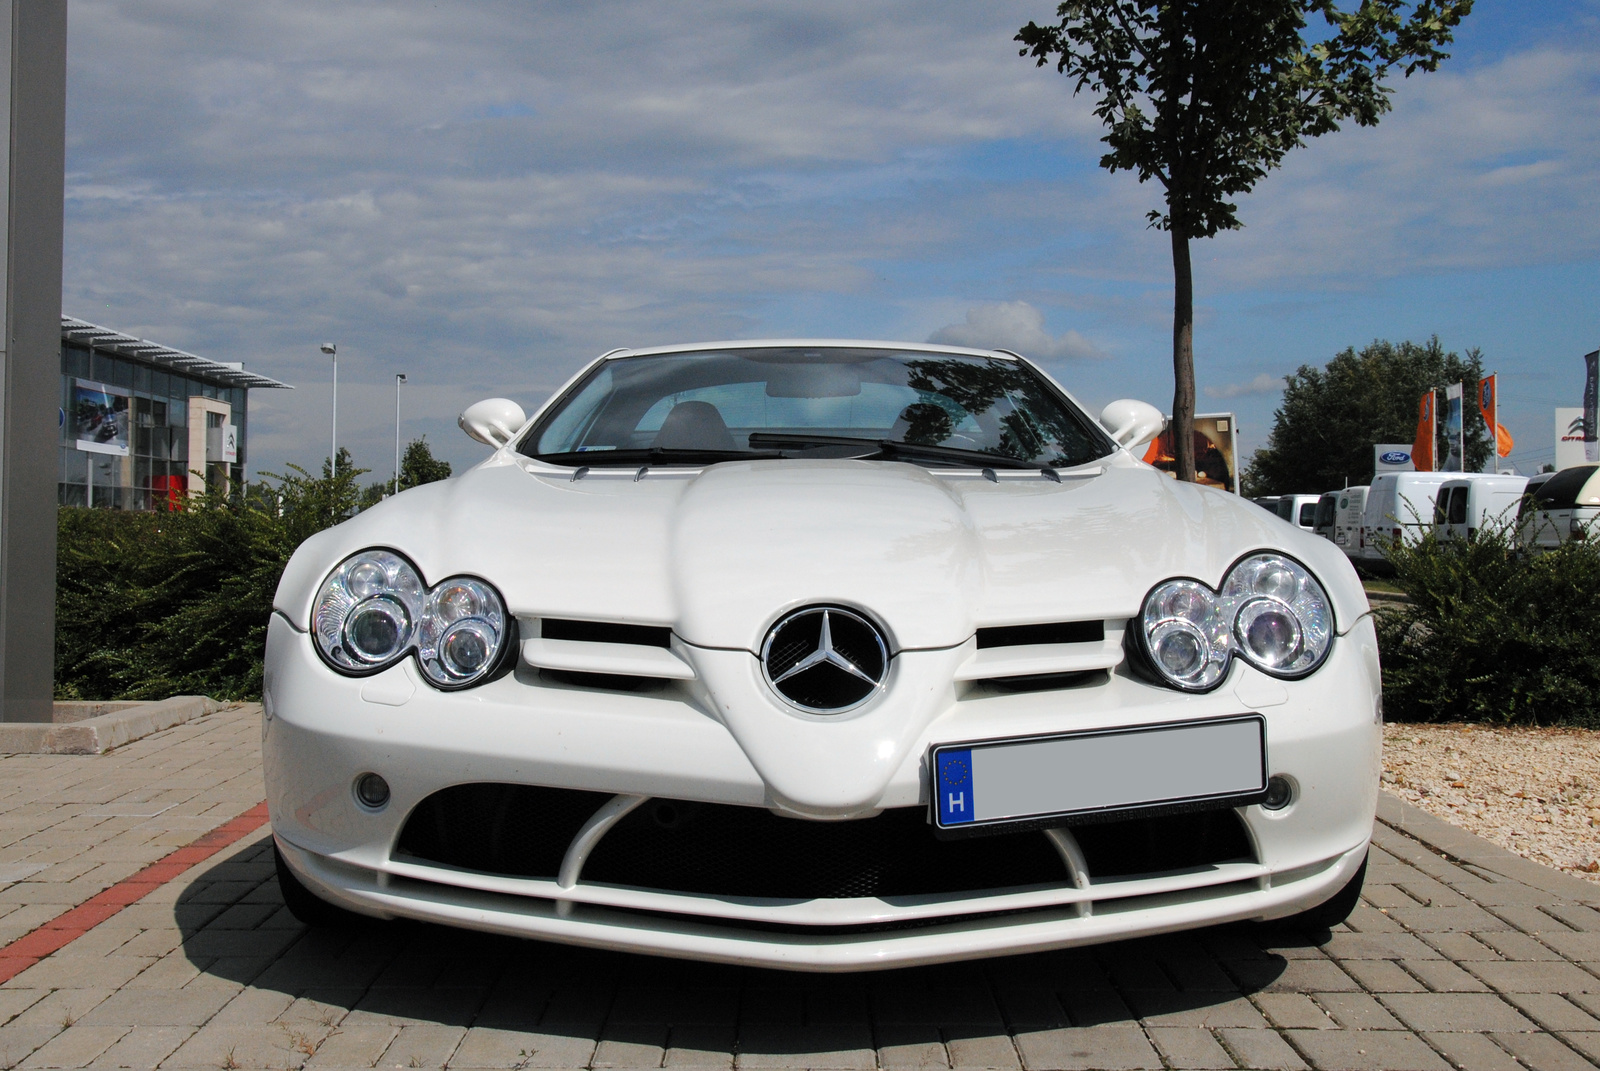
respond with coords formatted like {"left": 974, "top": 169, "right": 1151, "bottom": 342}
{"left": 274, "top": 843, "right": 365, "bottom": 928}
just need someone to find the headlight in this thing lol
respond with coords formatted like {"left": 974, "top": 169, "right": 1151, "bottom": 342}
{"left": 312, "top": 550, "right": 511, "bottom": 689}
{"left": 313, "top": 550, "right": 425, "bottom": 673}
{"left": 416, "top": 577, "right": 508, "bottom": 688}
{"left": 1136, "top": 553, "right": 1333, "bottom": 692}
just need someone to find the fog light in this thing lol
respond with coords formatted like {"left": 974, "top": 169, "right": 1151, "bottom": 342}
{"left": 1262, "top": 775, "right": 1293, "bottom": 811}
{"left": 354, "top": 772, "right": 390, "bottom": 810}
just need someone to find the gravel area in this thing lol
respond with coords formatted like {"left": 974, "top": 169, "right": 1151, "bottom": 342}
{"left": 1383, "top": 722, "right": 1600, "bottom": 883}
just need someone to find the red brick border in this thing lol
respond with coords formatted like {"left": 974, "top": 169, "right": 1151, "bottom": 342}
{"left": 0, "top": 800, "right": 270, "bottom": 985}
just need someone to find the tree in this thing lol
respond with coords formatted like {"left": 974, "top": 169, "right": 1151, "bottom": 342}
{"left": 1017, "top": 0, "right": 1473, "bottom": 482}
{"left": 399, "top": 436, "right": 452, "bottom": 491}
{"left": 1241, "top": 337, "right": 1489, "bottom": 496}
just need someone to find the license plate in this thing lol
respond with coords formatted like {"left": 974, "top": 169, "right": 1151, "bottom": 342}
{"left": 931, "top": 716, "right": 1267, "bottom": 832}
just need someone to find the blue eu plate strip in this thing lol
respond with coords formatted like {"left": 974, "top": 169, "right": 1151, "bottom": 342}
{"left": 936, "top": 749, "right": 975, "bottom": 825}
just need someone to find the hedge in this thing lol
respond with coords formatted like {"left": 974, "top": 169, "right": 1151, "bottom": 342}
{"left": 1376, "top": 523, "right": 1600, "bottom": 726}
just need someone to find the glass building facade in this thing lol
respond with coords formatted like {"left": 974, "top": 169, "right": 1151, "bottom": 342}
{"left": 57, "top": 318, "right": 291, "bottom": 510}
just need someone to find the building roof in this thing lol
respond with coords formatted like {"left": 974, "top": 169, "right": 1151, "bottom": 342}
{"left": 62, "top": 316, "right": 293, "bottom": 391}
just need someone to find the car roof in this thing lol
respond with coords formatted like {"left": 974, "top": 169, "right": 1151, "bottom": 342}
{"left": 602, "top": 339, "right": 1015, "bottom": 360}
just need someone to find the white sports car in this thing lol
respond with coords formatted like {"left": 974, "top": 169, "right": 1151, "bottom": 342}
{"left": 263, "top": 340, "right": 1380, "bottom": 971}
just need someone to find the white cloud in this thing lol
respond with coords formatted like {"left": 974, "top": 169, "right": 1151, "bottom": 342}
{"left": 927, "top": 302, "right": 1108, "bottom": 361}
{"left": 1205, "top": 373, "right": 1281, "bottom": 399}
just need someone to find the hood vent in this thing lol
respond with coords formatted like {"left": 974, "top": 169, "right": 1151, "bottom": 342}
{"left": 523, "top": 618, "right": 692, "bottom": 682}
{"left": 541, "top": 619, "right": 672, "bottom": 648}
{"left": 958, "top": 620, "right": 1124, "bottom": 685}
{"left": 976, "top": 620, "right": 1104, "bottom": 648}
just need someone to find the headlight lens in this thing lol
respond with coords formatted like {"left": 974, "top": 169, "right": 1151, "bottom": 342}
{"left": 314, "top": 551, "right": 425, "bottom": 672}
{"left": 417, "top": 578, "right": 508, "bottom": 688}
{"left": 313, "top": 551, "right": 510, "bottom": 688}
{"left": 1221, "top": 554, "right": 1332, "bottom": 676}
{"left": 1137, "top": 553, "right": 1333, "bottom": 691}
{"left": 1140, "top": 580, "right": 1230, "bottom": 690}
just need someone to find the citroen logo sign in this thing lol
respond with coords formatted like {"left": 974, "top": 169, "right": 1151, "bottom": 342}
{"left": 761, "top": 606, "right": 889, "bottom": 714}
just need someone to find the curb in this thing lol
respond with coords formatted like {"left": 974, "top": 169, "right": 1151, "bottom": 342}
{"left": 0, "top": 695, "right": 222, "bottom": 755}
{"left": 1376, "top": 790, "right": 1600, "bottom": 904}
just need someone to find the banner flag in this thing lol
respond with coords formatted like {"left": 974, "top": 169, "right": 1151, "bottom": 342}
{"left": 1411, "top": 391, "right": 1435, "bottom": 472}
{"left": 1586, "top": 350, "right": 1599, "bottom": 463}
{"left": 1442, "top": 383, "right": 1464, "bottom": 472}
{"left": 1477, "top": 374, "right": 1515, "bottom": 461}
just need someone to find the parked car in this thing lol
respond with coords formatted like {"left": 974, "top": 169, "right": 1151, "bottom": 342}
{"left": 1251, "top": 496, "right": 1281, "bottom": 513}
{"left": 1359, "top": 472, "right": 1454, "bottom": 564}
{"left": 264, "top": 340, "right": 1378, "bottom": 970}
{"left": 1519, "top": 465, "right": 1600, "bottom": 552}
{"left": 1432, "top": 475, "right": 1528, "bottom": 543}
{"left": 1276, "top": 494, "right": 1322, "bottom": 531}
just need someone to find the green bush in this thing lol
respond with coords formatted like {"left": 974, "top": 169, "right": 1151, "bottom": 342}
{"left": 1377, "top": 524, "right": 1600, "bottom": 726}
{"left": 54, "top": 459, "right": 367, "bottom": 702}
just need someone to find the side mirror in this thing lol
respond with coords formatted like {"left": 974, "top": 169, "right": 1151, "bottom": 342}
{"left": 459, "top": 398, "right": 528, "bottom": 448}
{"left": 1100, "top": 399, "right": 1166, "bottom": 451}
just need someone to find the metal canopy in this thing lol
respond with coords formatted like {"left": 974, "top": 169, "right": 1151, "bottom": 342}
{"left": 61, "top": 315, "right": 293, "bottom": 391}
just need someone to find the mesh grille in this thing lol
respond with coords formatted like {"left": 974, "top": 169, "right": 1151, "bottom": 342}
{"left": 394, "top": 783, "right": 610, "bottom": 878}
{"left": 393, "top": 784, "right": 1255, "bottom": 900}
{"left": 583, "top": 801, "right": 1064, "bottom": 898}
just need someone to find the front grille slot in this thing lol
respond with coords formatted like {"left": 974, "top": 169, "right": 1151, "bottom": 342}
{"left": 395, "top": 784, "right": 609, "bottom": 878}
{"left": 540, "top": 619, "right": 672, "bottom": 647}
{"left": 393, "top": 785, "right": 1255, "bottom": 901}
{"left": 976, "top": 620, "right": 1105, "bottom": 648}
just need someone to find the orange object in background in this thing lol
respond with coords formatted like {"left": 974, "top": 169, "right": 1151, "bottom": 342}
{"left": 1142, "top": 425, "right": 1234, "bottom": 489}
{"left": 1411, "top": 392, "right": 1435, "bottom": 472}
{"left": 1477, "top": 374, "right": 1516, "bottom": 459}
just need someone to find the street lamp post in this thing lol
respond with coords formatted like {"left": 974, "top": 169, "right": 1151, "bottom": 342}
{"left": 321, "top": 343, "right": 338, "bottom": 476}
{"left": 394, "top": 373, "right": 408, "bottom": 496}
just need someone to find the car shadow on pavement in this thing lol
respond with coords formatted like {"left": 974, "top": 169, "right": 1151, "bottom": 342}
{"left": 174, "top": 835, "right": 1304, "bottom": 1063}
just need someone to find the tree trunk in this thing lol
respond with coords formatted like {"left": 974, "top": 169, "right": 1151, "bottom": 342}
{"left": 1169, "top": 225, "right": 1197, "bottom": 483}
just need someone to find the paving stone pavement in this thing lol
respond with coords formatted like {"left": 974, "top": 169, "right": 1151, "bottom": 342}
{"left": 6, "top": 706, "right": 1600, "bottom": 1070}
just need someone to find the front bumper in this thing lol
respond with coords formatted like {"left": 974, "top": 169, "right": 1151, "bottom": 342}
{"left": 264, "top": 612, "right": 1382, "bottom": 970}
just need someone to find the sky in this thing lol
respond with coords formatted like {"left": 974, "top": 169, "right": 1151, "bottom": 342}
{"left": 63, "top": 1, "right": 1600, "bottom": 484}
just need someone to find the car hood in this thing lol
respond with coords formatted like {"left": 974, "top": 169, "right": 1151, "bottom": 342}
{"left": 275, "top": 452, "right": 1367, "bottom": 651}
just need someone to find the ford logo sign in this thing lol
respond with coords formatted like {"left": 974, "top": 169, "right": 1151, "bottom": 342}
{"left": 1379, "top": 451, "right": 1410, "bottom": 464}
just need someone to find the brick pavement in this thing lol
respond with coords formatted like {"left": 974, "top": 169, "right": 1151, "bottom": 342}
{"left": 6, "top": 707, "right": 1600, "bottom": 1069}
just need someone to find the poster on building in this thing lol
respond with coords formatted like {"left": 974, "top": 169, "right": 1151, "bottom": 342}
{"left": 1142, "top": 413, "right": 1238, "bottom": 492}
{"left": 1556, "top": 407, "right": 1586, "bottom": 471}
{"left": 1374, "top": 444, "right": 1415, "bottom": 475}
{"left": 72, "top": 379, "right": 130, "bottom": 457}
{"left": 1441, "top": 383, "right": 1464, "bottom": 472}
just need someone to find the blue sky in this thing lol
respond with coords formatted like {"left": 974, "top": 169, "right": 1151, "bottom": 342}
{"left": 63, "top": 1, "right": 1600, "bottom": 482}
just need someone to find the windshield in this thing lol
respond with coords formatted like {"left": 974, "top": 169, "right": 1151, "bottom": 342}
{"left": 521, "top": 347, "right": 1113, "bottom": 468}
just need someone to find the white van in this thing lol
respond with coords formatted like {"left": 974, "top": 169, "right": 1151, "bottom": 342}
{"left": 1432, "top": 474, "right": 1529, "bottom": 542}
{"left": 1312, "top": 492, "right": 1339, "bottom": 541}
{"left": 1333, "top": 486, "right": 1369, "bottom": 556}
{"left": 1520, "top": 465, "right": 1600, "bottom": 552}
{"left": 1360, "top": 472, "right": 1453, "bottom": 561}
{"left": 1275, "top": 494, "right": 1321, "bottom": 531}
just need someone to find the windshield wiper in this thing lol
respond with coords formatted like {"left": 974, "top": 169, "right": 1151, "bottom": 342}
{"left": 535, "top": 447, "right": 783, "bottom": 466}
{"left": 745, "top": 432, "right": 1038, "bottom": 470}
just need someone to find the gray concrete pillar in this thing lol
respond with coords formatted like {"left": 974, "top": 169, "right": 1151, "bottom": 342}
{"left": 0, "top": 1, "right": 66, "bottom": 722}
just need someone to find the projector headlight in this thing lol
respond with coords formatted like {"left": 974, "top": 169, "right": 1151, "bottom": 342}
{"left": 312, "top": 550, "right": 511, "bottom": 689}
{"left": 1136, "top": 553, "right": 1334, "bottom": 692}
{"left": 313, "top": 550, "right": 424, "bottom": 673}
{"left": 416, "top": 577, "right": 509, "bottom": 689}
{"left": 1221, "top": 554, "right": 1332, "bottom": 677}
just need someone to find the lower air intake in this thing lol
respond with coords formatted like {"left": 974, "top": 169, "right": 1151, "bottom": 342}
{"left": 395, "top": 785, "right": 1255, "bottom": 899}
